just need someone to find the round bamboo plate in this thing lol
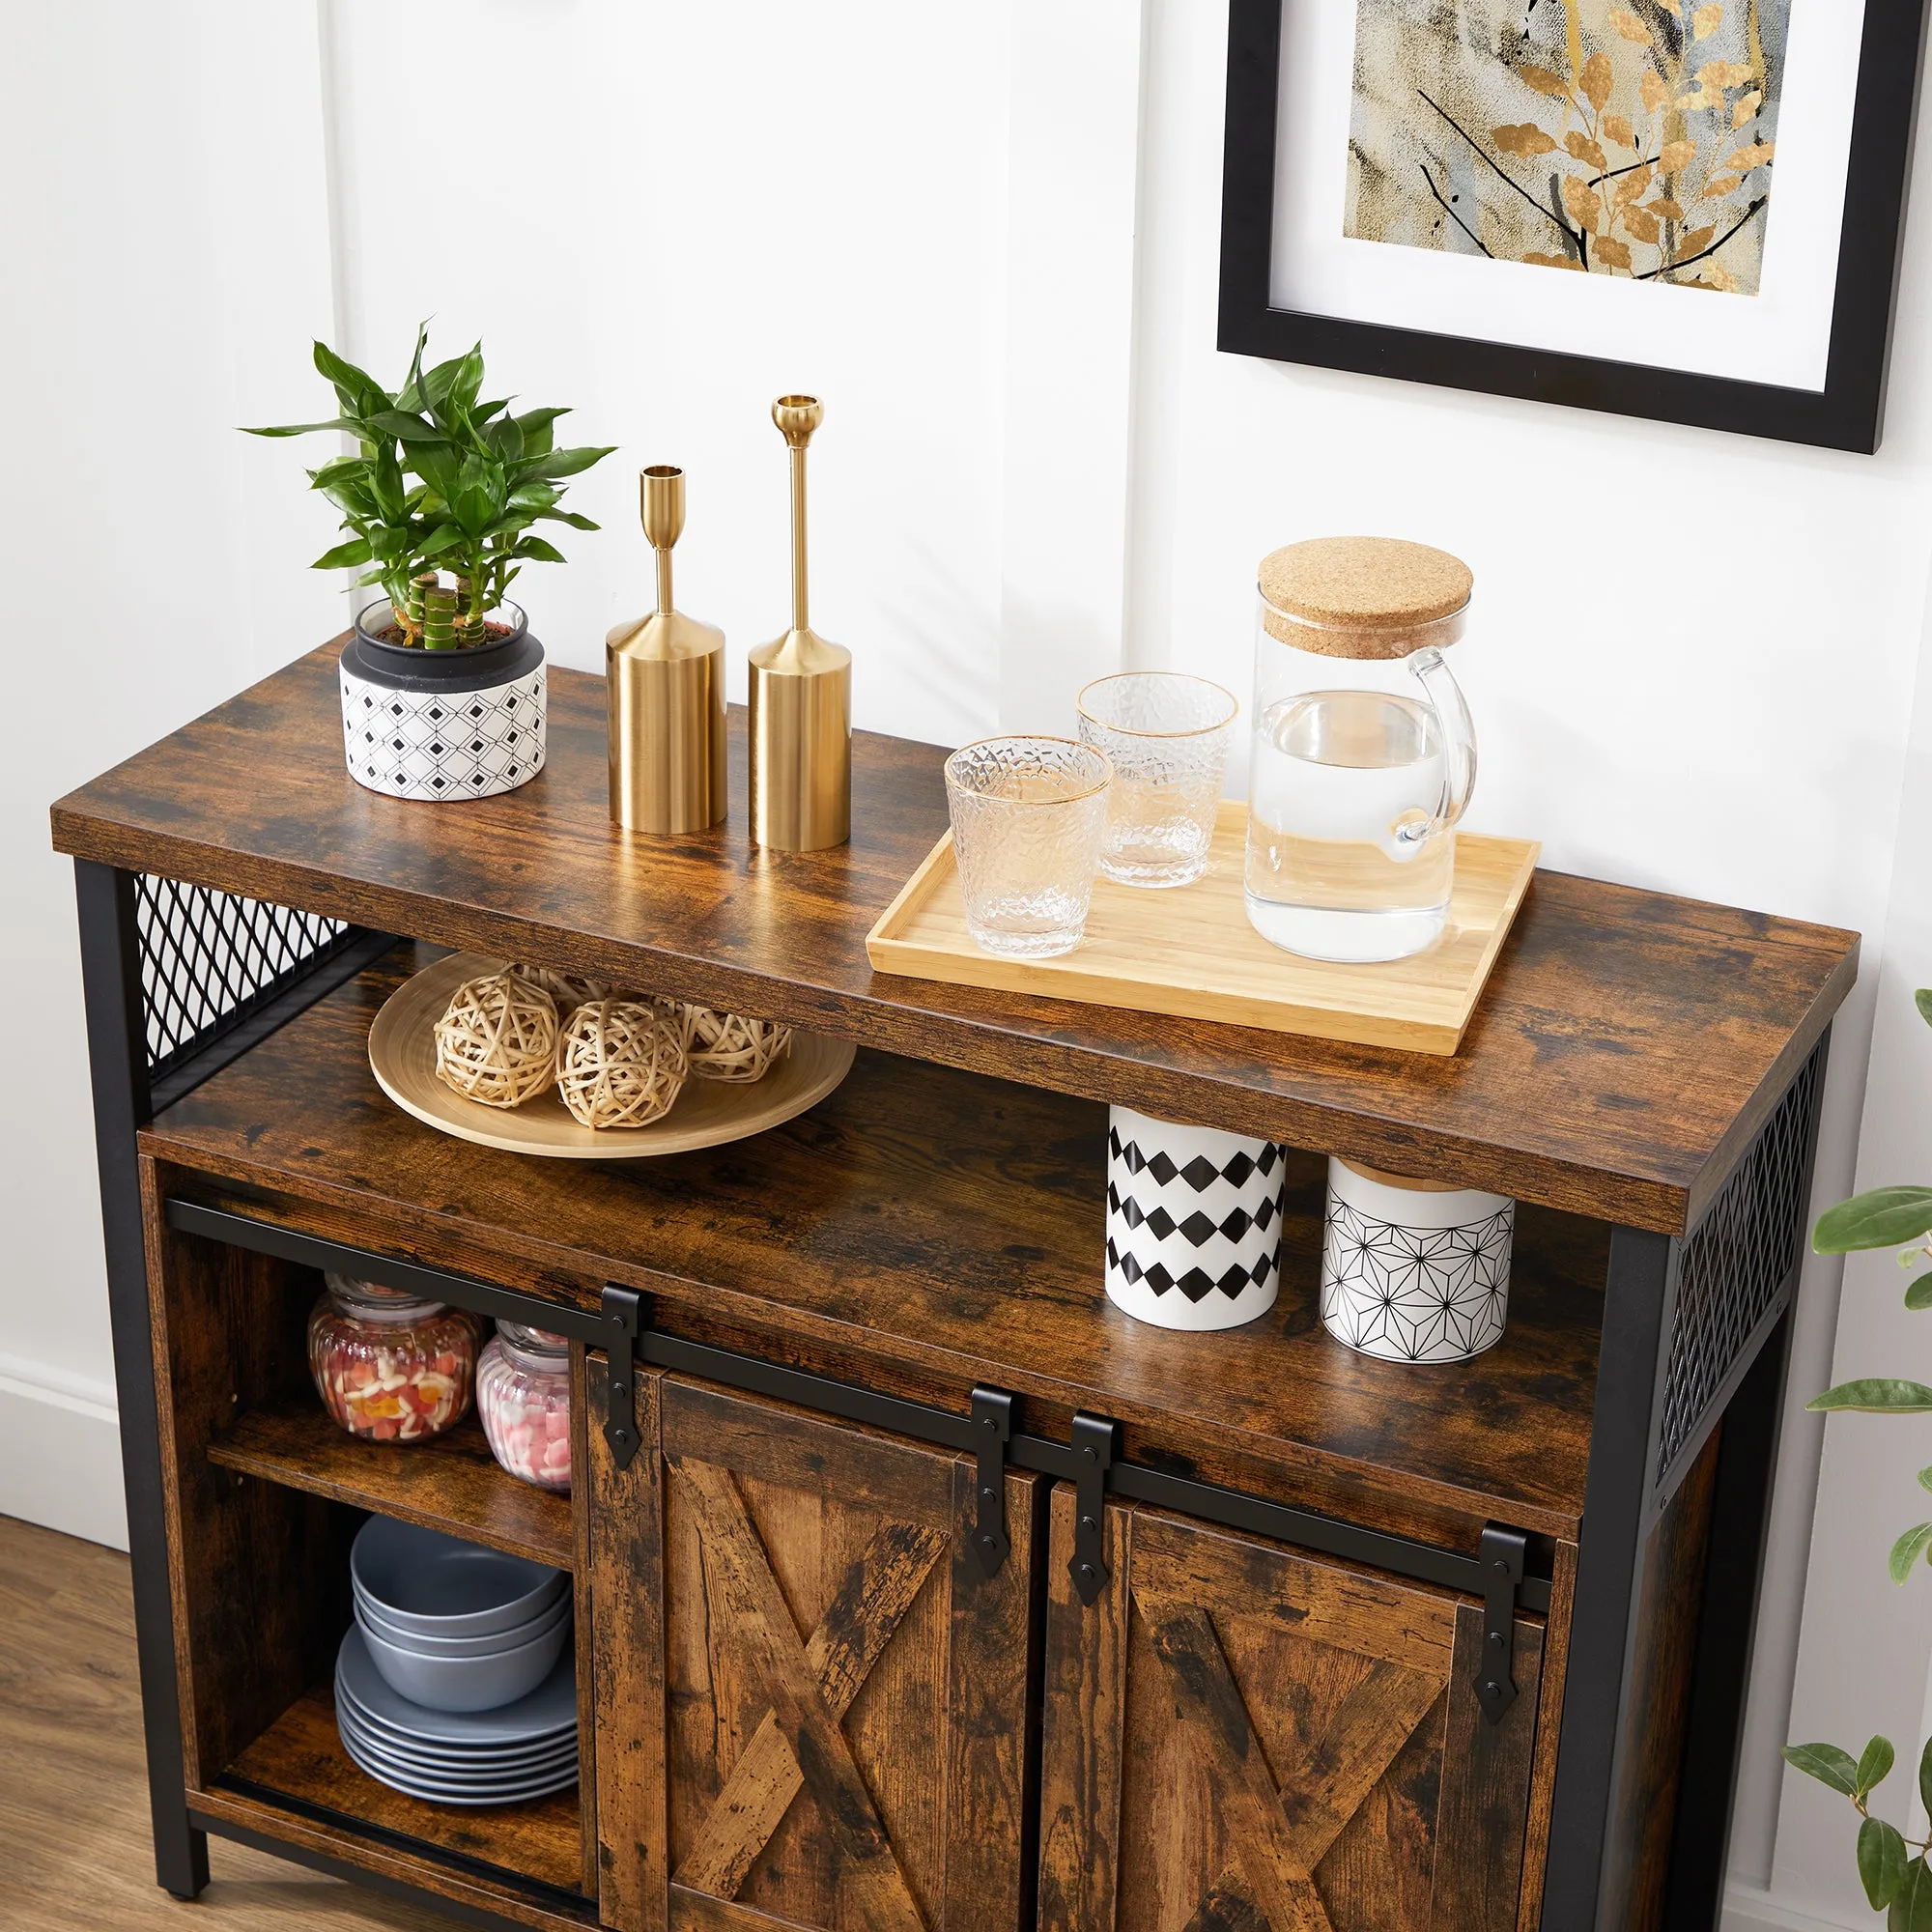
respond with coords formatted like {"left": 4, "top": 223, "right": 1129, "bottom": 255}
{"left": 368, "top": 952, "right": 855, "bottom": 1159}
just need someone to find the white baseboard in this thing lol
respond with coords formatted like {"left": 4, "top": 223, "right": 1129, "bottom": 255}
{"left": 1724, "top": 1881, "right": 1872, "bottom": 1932}
{"left": 0, "top": 1358, "right": 127, "bottom": 1550}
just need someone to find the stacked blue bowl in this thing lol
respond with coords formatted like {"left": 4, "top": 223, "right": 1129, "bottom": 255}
{"left": 336, "top": 1517, "right": 576, "bottom": 1804}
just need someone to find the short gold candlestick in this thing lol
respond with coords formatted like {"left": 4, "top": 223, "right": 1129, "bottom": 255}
{"left": 749, "top": 395, "right": 851, "bottom": 851}
{"left": 607, "top": 465, "right": 727, "bottom": 834}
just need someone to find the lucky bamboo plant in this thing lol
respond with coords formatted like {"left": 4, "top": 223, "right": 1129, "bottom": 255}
{"left": 1784, "top": 989, "right": 1932, "bottom": 1922}
{"left": 245, "top": 327, "right": 614, "bottom": 647}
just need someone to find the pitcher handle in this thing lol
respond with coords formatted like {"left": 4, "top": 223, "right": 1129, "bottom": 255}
{"left": 1406, "top": 646, "right": 1477, "bottom": 839}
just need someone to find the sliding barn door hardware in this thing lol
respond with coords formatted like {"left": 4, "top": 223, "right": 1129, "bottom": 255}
{"left": 599, "top": 1286, "right": 643, "bottom": 1470}
{"left": 1476, "top": 1522, "right": 1528, "bottom": 1722}
{"left": 1066, "top": 1412, "right": 1120, "bottom": 1605}
{"left": 970, "top": 1388, "right": 1015, "bottom": 1578}
{"left": 162, "top": 1204, "right": 1550, "bottom": 1650}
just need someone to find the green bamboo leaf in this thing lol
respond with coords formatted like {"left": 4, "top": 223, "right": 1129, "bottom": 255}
{"left": 513, "top": 536, "right": 567, "bottom": 565}
{"left": 448, "top": 345, "right": 485, "bottom": 416}
{"left": 1782, "top": 1742, "right": 1860, "bottom": 1795}
{"left": 1916, "top": 989, "right": 1932, "bottom": 1029}
{"left": 1864, "top": 1816, "right": 1911, "bottom": 1909}
{"left": 1894, "top": 1857, "right": 1932, "bottom": 1931}
{"left": 311, "top": 538, "right": 373, "bottom": 570}
{"left": 540, "top": 508, "right": 599, "bottom": 529}
{"left": 241, "top": 417, "right": 366, "bottom": 439}
{"left": 363, "top": 410, "right": 444, "bottom": 445}
{"left": 487, "top": 416, "right": 526, "bottom": 465}
{"left": 1906, "top": 1275, "right": 1932, "bottom": 1311}
{"left": 1808, "top": 1381, "right": 1932, "bottom": 1414}
{"left": 311, "top": 340, "right": 386, "bottom": 412}
{"left": 510, "top": 406, "right": 567, "bottom": 457}
{"left": 1891, "top": 1524, "right": 1932, "bottom": 1583}
{"left": 1860, "top": 1736, "right": 1899, "bottom": 1796}
{"left": 1814, "top": 1188, "right": 1932, "bottom": 1254}
{"left": 416, "top": 523, "right": 469, "bottom": 558}
{"left": 513, "top": 443, "right": 617, "bottom": 483}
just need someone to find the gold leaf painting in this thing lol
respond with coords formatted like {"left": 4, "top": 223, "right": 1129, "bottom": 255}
{"left": 1345, "top": 0, "right": 1784, "bottom": 294}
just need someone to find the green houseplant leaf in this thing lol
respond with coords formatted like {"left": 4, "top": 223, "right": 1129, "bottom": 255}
{"left": 1905, "top": 1275, "right": 1932, "bottom": 1311}
{"left": 1861, "top": 1735, "right": 1900, "bottom": 1796}
{"left": 1863, "top": 1816, "right": 1910, "bottom": 1910}
{"left": 1782, "top": 1742, "right": 1861, "bottom": 1795}
{"left": 1895, "top": 1857, "right": 1932, "bottom": 1931}
{"left": 1814, "top": 1188, "right": 1932, "bottom": 1254}
{"left": 1808, "top": 1381, "right": 1932, "bottom": 1414}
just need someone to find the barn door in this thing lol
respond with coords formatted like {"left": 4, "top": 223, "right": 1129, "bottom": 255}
{"left": 1037, "top": 1489, "right": 1545, "bottom": 1932}
{"left": 587, "top": 1361, "right": 1039, "bottom": 1932}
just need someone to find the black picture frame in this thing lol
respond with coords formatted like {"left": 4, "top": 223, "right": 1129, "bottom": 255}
{"left": 1217, "top": 0, "right": 1931, "bottom": 451}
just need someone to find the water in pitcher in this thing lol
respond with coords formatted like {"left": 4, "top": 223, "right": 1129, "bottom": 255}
{"left": 1245, "top": 688, "right": 1453, "bottom": 962}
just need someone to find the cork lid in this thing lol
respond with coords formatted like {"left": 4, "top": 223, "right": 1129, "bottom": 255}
{"left": 1258, "top": 536, "right": 1472, "bottom": 659}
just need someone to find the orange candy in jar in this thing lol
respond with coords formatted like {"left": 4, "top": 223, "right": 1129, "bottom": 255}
{"left": 307, "top": 1272, "right": 475, "bottom": 1444}
{"left": 476, "top": 1322, "right": 572, "bottom": 1492}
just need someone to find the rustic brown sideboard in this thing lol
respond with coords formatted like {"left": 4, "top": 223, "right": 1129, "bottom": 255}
{"left": 50, "top": 640, "right": 1857, "bottom": 1932}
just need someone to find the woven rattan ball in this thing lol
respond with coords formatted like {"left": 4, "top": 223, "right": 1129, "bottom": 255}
{"left": 510, "top": 961, "right": 612, "bottom": 1009}
{"left": 680, "top": 1005, "right": 794, "bottom": 1084}
{"left": 434, "top": 974, "right": 558, "bottom": 1110}
{"left": 555, "top": 1000, "right": 689, "bottom": 1129}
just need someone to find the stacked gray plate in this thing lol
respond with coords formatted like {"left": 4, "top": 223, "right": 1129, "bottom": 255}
{"left": 338, "top": 1518, "right": 577, "bottom": 1805}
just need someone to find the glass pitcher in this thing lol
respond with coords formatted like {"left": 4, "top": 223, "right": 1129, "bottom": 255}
{"left": 1244, "top": 538, "right": 1477, "bottom": 964}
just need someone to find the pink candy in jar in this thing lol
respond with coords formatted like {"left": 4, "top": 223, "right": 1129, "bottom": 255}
{"left": 476, "top": 1321, "right": 572, "bottom": 1492}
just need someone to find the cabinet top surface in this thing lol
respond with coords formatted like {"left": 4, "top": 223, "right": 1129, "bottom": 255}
{"left": 54, "top": 641, "right": 1857, "bottom": 1233}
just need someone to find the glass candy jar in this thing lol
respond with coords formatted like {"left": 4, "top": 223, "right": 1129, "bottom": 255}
{"left": 1246, "top": 537, "right": 1477, "bottom": 964}
{"left": 307, "top": 1272, "right": 475, "bottom": 1443}
{"left": 476, "top": 1322, "right": 573, "bottom": 1492}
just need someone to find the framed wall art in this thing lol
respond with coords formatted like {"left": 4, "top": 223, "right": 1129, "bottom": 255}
{"left": 1217, "top": 0, "right": 1930, "bottom": 450}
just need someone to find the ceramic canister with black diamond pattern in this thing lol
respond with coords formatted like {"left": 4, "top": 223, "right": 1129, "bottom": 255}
{"left": 1320, "top": 1157, "right": 1514, "bottom": 1364}
{"left": 339, "top": 601, "right": 547, "bottom": 803}
{"left": 1104, "top": 1104, "right": 1285, "bottom": 1331}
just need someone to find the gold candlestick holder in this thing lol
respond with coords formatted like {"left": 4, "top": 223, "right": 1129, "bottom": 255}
{"left": 749, "top": 395, "right": 851, "bottom": 851}
{"left": 607, "top": 464, "right": 727, "bottom": 834}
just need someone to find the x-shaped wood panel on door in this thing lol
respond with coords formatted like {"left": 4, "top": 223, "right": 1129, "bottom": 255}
{"left": 1134, "top": 1587, "right": 1445, "bottom": 1932}
{"left": 668, "top": 1453, "right": 944, "bottom": 1932}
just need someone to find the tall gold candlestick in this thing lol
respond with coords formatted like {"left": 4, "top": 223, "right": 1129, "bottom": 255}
{"left": 749, "top": 395, "right": 851, "bottom": 851}
{"left": 607, "top": 465, "right": 727, "bottom": 834}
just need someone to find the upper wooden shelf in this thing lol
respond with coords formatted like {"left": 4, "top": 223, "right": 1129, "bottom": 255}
{"left": 55, "top": 640, "right": 1857, "bottom": 1233}
{"left": 141, "top": 947, "right": 1607, "bottom": 1541}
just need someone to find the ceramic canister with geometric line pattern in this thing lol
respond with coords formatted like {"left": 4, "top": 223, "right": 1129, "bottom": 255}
{"left": 1104, "top": 1104, "right": 1285, "bottom": 1332}
{"left": 1320, "top": 1157, "right": 1514, "bottom": 1364}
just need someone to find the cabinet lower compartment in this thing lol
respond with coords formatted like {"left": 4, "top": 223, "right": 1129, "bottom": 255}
{"left": 141, "top": 1186, "right": 1591, "bottom": 1932}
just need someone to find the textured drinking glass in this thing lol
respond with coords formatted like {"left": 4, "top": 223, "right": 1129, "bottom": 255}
{"left": 1077, "top": 673, "right": 1238, "bottom": 888}
{"left": 945, "top": 736, "right": 1113, "bottom": 958}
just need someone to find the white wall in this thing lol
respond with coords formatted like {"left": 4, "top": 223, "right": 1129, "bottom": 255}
{"left": 5, "top": 2, "right": 1931, "bottom": 1918}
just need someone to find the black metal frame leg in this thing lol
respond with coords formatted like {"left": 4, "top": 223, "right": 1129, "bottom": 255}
{"left": 73, "top": 860, "right": 209, "bottom": 1899}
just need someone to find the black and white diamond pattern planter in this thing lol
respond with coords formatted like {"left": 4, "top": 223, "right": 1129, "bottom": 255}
{"left": 1104, "top": 1104, "right": 1285, "bottom": 1331}
{"left": 338, "top": 602, "right": 547, "bottom": 803}
{"left": 1320, "top": 1158, "right": 1514, "bottom": 1364}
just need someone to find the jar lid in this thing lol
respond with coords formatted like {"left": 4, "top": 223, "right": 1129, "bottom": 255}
{"left": 325, "top": 1271, "right": 446, "bottom": 1322}
{"left": 1258, "top": 537, "right": 1472, "bottom": 660}
{"left": 497, "top": 1321, "right": 569, "bottom": 1356}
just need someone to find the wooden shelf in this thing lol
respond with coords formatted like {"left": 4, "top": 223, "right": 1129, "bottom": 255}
{"left": 54, "top": 640, "right": 1858, "bottom": 1232}
{"left": 148, "top": 946, "right": 1607, "bottom": 1542}
{"left": 219, "top": 1680, "right": 585, "bottom": 1904}
{"left": 209, "top": 1403, "right": 572, "bottom": 1570}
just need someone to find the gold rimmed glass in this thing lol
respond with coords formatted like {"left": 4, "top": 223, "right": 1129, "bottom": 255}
{"left": 944, "top": 736, "right": 1114, "bottom": 958}
{"left": 1076, "top": 672, "right": 1238, "bottom": 888}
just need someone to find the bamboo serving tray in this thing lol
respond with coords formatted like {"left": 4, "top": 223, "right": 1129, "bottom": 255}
{"left": 866, "top": 804, "right": 1539, "bottom": 1055}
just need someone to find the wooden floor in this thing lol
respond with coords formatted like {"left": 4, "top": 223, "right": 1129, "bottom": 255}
{"left": 0, "top": 1513, "right": 443, "bottom": 1931}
